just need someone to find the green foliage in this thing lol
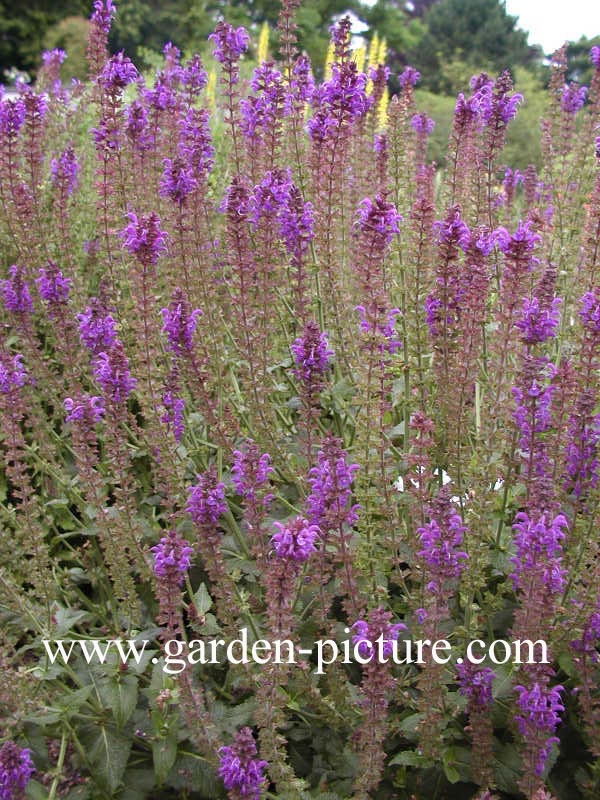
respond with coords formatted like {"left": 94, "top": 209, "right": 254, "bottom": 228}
{"left": 411, "top": 0, "right": 539, "bottom": 92}
{"left": 43, "top": 16, "right": 90, "bottom": 81}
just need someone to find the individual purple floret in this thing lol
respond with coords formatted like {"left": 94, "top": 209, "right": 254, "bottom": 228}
{"left": 219, "top": 728, "right": 268, "bottom": 800}
{"left": 36, "top": 262, "right": 71, "bottom": 307}
{"left": 0, "top": 741, "right": 35, "bottom": 799}
{"left": 510, "top": 511, "right": 567, "bottom": 594}
{"left": 77, "top": 300, "right": 117, "bottom": 355}
{"left": 0, "top": 353, "right": 28, "bottom": 394}
{"left": 272, "top": 517, "right": 319, "bottom": 561}
{"left": 514, "top": 682, "right": 564, "bottom": 775}
{"left": 291, "top": 321, "right": 334, "bottom": 383}
{"left": 64, "top": 395, "right": 105, "bottom": 424}
{"left": 515, "top": 296, "right": 562, "bottom": 345}
{"left": 93, "top": 343, "right": 137, "bottom": 403}
{"left": 151, "top": 530, "right": 193, "bottom": 581}
{"left": 0, "top": 266, "right": 33, "bottom": 314}
{"left": 209, "top": 21, "right": 250, "bottom": 65}
{"left": 50, "top": 145, "right": 80, "bottom": 195}
{"left": 561, "top": 83, "right": 587, "bottom": 114}
{"left": 186, "top": 469, "right": 227, "bottom": 526}
{"left": 99, "top": 51, "right": 139, "bottom": 90}
{"left": 120, "top": 211, "right": 167, "bottom": 266}
{"left": 161, "top": 290, "right": 202, "bottom": 355}
{"left": 457, "top": 662, "right": 495, "bottom": 708}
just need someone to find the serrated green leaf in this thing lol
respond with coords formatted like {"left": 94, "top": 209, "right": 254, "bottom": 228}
{"left": 89, "top": 724, "right": 132, "bottom": 793}
{"left": 98, "top": 674, "right": 138, "bottom": 727}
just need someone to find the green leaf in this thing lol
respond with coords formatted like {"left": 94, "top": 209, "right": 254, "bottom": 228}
{"left": 166, "top": 753, "right": 218, "bottom": 796}
{"left": 153, "top": 728, "right": 178, "bottom": 785}
{"left": 98, "top": 674, "right": 138, "bottom": 728}
{"left": 25, "top": 780, "right": 49, "bottom": 799}
{"left": 89, "top": 724, "right": 132, "bottom": 793}
{"left": 193, "top": 583, "right": 213, "bottom": 616}
{"left": 389, "top": 750, "right": 427, "bottom": 768}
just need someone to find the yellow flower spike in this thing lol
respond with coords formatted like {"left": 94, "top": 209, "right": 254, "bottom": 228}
{"left": 377, "top": 37, "right": 387, "bottom": 68}
{"left": 206, "top": 69, "right": 216, "bottom": 112}
{"left": 378, "top": 86, "right": 389, "bottom": 130}
{"left": 324, "top": 40, "right": 335, "bottom": 81}
{"left": 353, "top": 45, "right": 366, "bottom": 75}
{"left": 257, "top": 22, "right": 269, "bottom": 64}
{"left": 366, "top": 32, "right": 379, "bottom": 95}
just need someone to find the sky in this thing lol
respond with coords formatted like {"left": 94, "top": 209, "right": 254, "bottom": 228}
{"left": 504, "top": 0, "right": 600, "bottom": 54}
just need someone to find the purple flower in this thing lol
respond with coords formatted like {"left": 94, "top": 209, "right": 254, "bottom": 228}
{"left": 99, "top": 52, "right": 138, "bottom": 90}
{"left": 417, "top": 512, "right": 468, "bottom": 582}
{"left": 51, "top": 146, "right": 80, "bottom": 195}
{"left": 561, "top": 83, "right": 587, "bottom": 114}
{"left": 457, "top": 662, "right": 495, "bottom": 708}
{"left": 151, "top": 530, "right": 193, "bottom": 580}
{"left": 42, "top": 48, "right": 67, "bottom": 67}
{"left": 161, "top": 391, "right": 185, "bottom": 442}
{"left": 36, "top": 262, "right": 71, "bottom": 307}
{"left": 590, "top": 46, "right": 600, "bottom": 68}
{"left": 579, "top": 290, "right": 600, "bottom": 331}
{"left": 0, "top": 741, "right": 35, "bottom": 799}
{"left": 398, "top": 66, "right": 420, "bottom": 89}
{"left": 510, "top": 511, "right": 567, "bottom": 594}
{"left": 0, "top": 265, "right": 33, "bottom": 314}
{"left": 514, "top": 683, "right": 564, "bottom": 775}
{"left": 496, "top": 220, "right": 541, "bottom": 262}
{"left": 290, "top": 55, "right": 314, "bottom": 104}
{"left": 308, "top": 62, "right": 371, "bottom": 142}
{"left": 306, "top": 437, "right": 360, "bottom": 530}
{"left": 0, "top": 353, "right": 28, "bottom": 394}
{"left": 90, "top": 0, "right": 115, "bottom": 34}
{"left": 272, "top": 517, "right": 319, "bottom": 561}
{"left": 93, "top": 343, "right": 137, "bottom": 403}
{"left": 120, "top": 211, "right": 167, "bottom": 265}
{"left": 218, "top": 728, "right": 267, "bottom": 800}
{"left": 187, "top": 469, "right": 227, "bottom": 526}
{"left": 77, "top": 300, "right": 117, "bottom": 355}
{"left": 564, "top": 408, "right": 600, "bottom": 499}
{"left": 181, "top": 54, "right": 208, "bottom": 94}
{"left": 232, "top": 445, "right": 274, "bottom": 502}
{"left": 291, "top": 321, "right": 334, "bottom": 383}
{"left": 411, "top": 113, "right": 435, "bottom": 135}
{"left": 209, "top": 22, "right": 250, "bottom": 66}
{"left": 161, "top": 290, "right": 201, "bottom": 355}
{"left": 433, "top": 208, "right": 471, "bottom": 251}
{"left": 356, "top": 195, "right": 401, "bottom": 247}
{"left": 512, "top": 369, "right": 556, "bottom": 444}
{"left": 352, "top": 611, "right": 406, "bottom": 660}
{"left": 0, "top": 97, "right": 26, "bottom": 136}
{"left": 571, "top": 601, "right": 600, "bottom": 657}
{"left": 160, "top": 158, "right": 198, "bottom": 203}
{"left": 515, "top": 296, "right": 561, "bottom": 345}
{"left": 125, "top": 100, "right": 151, "bottom": 151}
{"left": 356, "top": 305, "right": 402, "bottom": 354}
{"left": 178, "top": 108, "right": 214, "bottom": 176}
{"left": 64, "top": 395, "right": 105, "bottom": 424}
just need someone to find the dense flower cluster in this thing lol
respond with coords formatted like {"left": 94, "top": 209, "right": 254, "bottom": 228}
{"left": 151, "top": 530, "right": 194, "bottom": 580}
{"left": 209, "top": 22, "right": 250, "bottom": 66}
{"left": 352, "top": 610, "right": 405, "bottom": 660}
{"left": 160, "top": 290, "right": 201, "bottom": 354}
{"left": 515, "top": 296, "right": 562, "bottom": 345}
{"left": 51, "top": 146, "right": 80, "bottom": 195}
{"left": 218, "top": 728, "right": 267, "bottom": 800}
{"left": 0, "top": 266, "right": 33, "bottom": 314}
{"left": 306, "top": 437, "right": 360, "bottom": 530}
{"left": 92, "top": 343, "right": 137, "bottom": 403}
{"left": 64, "top": 395, "right": 105, "bottom": 424}
{"left": 514, "top": 683, "right": 564, "bottom": 775}
{"left": 291, "top": 321, "right": 334, "bottom": 383}
{"left": 77, "top": 300, "right": 117, "bottom": 355}
{"left": 457, "top": 662, "right": 495, "bottom": 708}
{"left": 0, "top": 353, "right": 28, "bottom": 394}
{"left": 417, "top": 511, "right": 468, "bottom": 585}
{"left": 121, "top": 212, "right": 168, "bottom": 265}
{"left": 510, "top": 511, "right": 567, "bottom": 594}
{"left": 186, "top": 469, "right": 227, "bottom": 525}
{"left": 36, "top": 262, "right": 71, "bottom": 307}
{"left": 0, "top": 742, "right": 34, "bottom": 800}
{"left": 231, "top": 445, "right": 274, "bottom": 501}
{"left": 272, "top": 517, "right": 319, "bottom": 561}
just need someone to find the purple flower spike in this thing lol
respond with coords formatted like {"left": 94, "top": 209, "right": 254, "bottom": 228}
{"left": 232, "top": 445, "right": 274, "bottom": 501}
{"left": 457, "top": 662, "right": 495, "bottom": 707}
{"left": 187, "top": 469, "right": 227, "bottom": 526}
{"left": 514, "top": 683, "right": 564, "bottom": 776}
{"left": 99, "top": 52, "right": 138, "bottom": 90}
{"left": 515, "top": 296, "right": 562, "bottom": 345}
{"left": 561, "top": 83, "right": 587, "bottom": 114}
{"left": 398, "top": 66, "right": 420, "bottom": 89}
{"left": 91, "top": 0, "right": 115, "bottom": 35}
{"left": 291, "top": 321, "right": 334, "bottom": 383}
{"left": 161, "top": 290, "right": 202, "bottom": 355}
{"left": 219, "top": 728, "right": 268, "bottom": 800}
{"left": 272, "top": 517, "right": 319, "bottom": 561}
{"left": 411, "top": 112, "right": 435, "bottom": 135}
{"left": 591, "top": 46, "right": 600, "bottom": 68}
{"left": 51, "top": 145, "right": 80, "bottom": 195}
{"left": 151, "top": 530, "right": 194, "bottom": 581}
{"left": 417, "top": 512, "right": 468, "bottom": 581}
{"left": 0, "top": 741, "right": 35, "bottom": 799}
{"left": 306, "top": 436, "right": 360, "bottom": 530}
{"left": 36, "top": 262, "right": 71, "bottom": 307}
{"left": 160, "top": 158, "right": 198, "bottom": 203}
{"left": 510, "top": 511, "right": 567, "bottom": 594}
{"left": 121, "top": 211, "right": 167, "bottom": 265}
{"left": 77, "top": 300, "right": 117, "bottom": 355}
{"left": 64, "top": 395, "right": 105, "bottom": 424}
{"left": 92, "top": 343, "right": 137, "bottom": 403}
{"left": 352, "top": 609, "right": 406, "bottom": 660}
{"left": 0, "top": 265, "right": 33, "bottom": 314}
{"left": 209, "top": 21, "right": 250, "bottom": 65}
{"left": 0, "top": 353, "right": 28, "bottom": 394}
